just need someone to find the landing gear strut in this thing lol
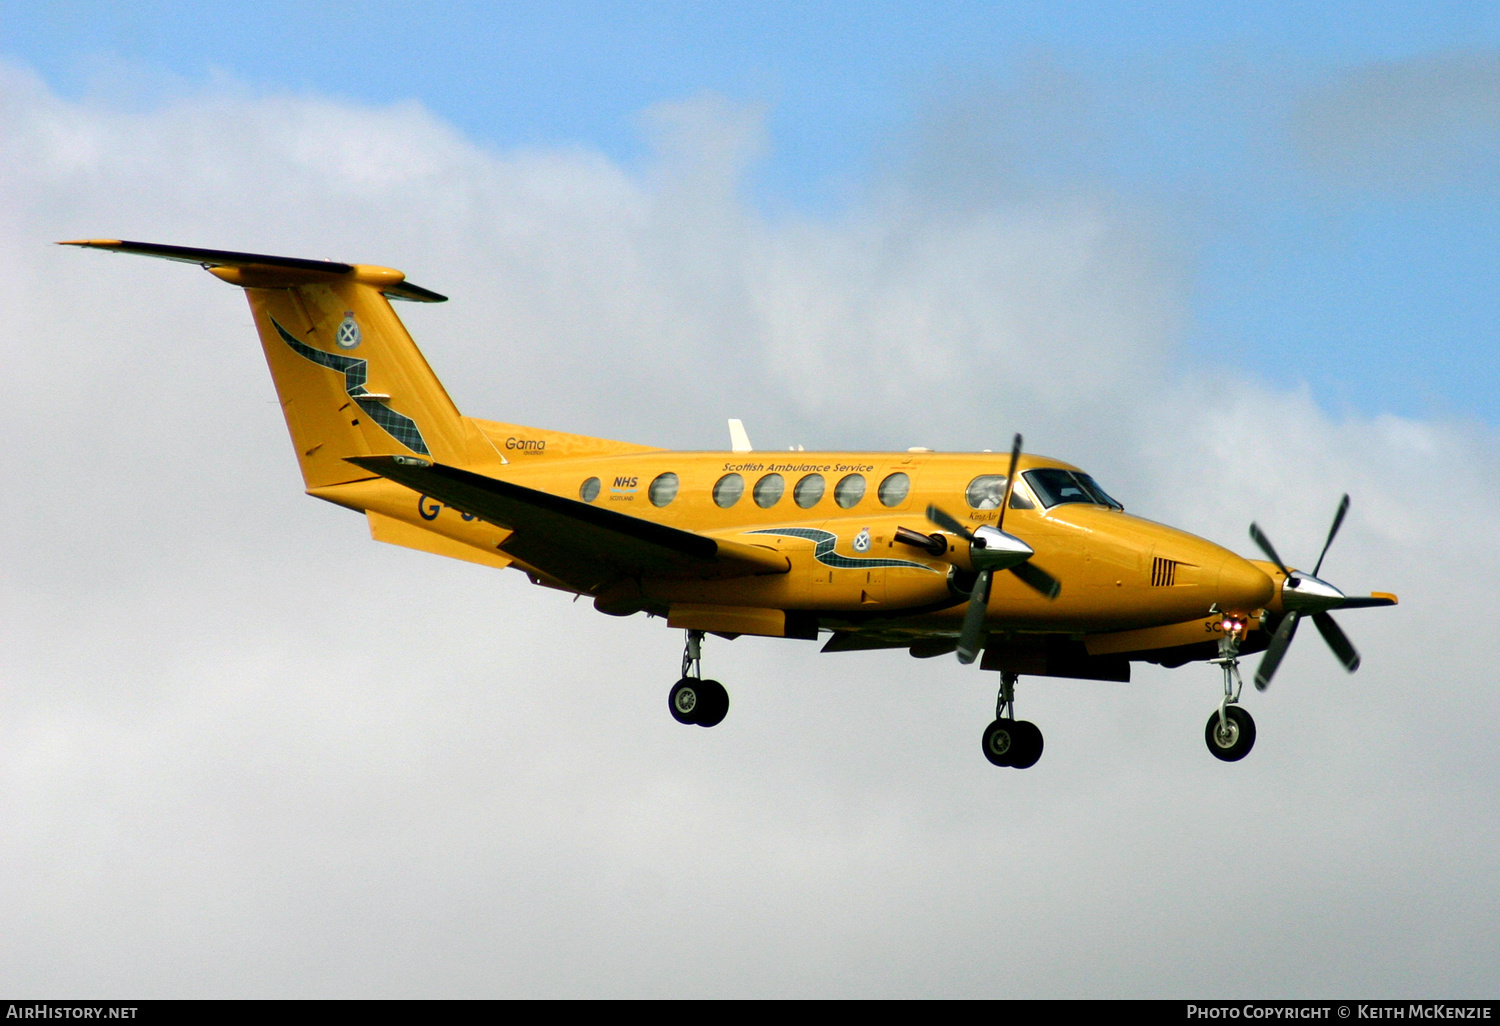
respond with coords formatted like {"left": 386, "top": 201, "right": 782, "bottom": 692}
{"left": 1205, "top": 618, "right": 1256, "bottom": 761}
{"left": 982, "top": 672, "right": 1043, "bottom": 769}
{"left": 669, "top": 629, "right": 729, "bottom": 728}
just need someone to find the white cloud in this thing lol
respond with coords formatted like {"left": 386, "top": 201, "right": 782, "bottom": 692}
{"left": 2, "top": 62, "right": 1497, "bottom": 996}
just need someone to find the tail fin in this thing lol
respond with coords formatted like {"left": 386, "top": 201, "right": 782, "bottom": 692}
{"left": 63, "top": 240, "right": 492, "bottom": 488}
{"left": 243, "top": 273, "right": 474, "bottom": 488}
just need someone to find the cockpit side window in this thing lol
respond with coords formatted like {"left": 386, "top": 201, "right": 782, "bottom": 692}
{"left": 966, "top": 474, "right": 1037, "bottom": 511}
{"left": 966, "top": 475, "right": 1005, "bottom": 510}
{"left": 1023, "top": 468, "right": 1122, "bottom": 510}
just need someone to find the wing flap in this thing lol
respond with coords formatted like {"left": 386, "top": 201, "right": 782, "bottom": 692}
{"left": 346, "top": 456, "right": 788, "bottom": 591}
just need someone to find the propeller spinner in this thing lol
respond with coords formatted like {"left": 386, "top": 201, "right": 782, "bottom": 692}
{"left": 924, "top": 433, "right": 1060, "bottom": 665}
{"left": 1249, "top": 494, "right": 1362, "bottom": 690}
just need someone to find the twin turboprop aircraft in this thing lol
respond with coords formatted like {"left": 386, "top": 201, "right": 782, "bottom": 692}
{"left": 67, "top": 240, "right": 1398, "bottom": 768}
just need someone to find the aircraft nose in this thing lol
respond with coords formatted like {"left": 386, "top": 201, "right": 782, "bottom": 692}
{"left": 1215, "top": 551, "right": 1275, "bottom": 613}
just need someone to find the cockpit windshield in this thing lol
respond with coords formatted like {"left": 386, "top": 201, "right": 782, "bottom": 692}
{"left": 1022, "top": 468, "right": 1123, "bottom": 511}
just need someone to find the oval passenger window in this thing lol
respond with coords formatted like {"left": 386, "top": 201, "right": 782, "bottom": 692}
{"left": 713, "top": 473, "right": 744, "bottom": 508}
{"left": 833, "top": 473, "right": 865, "bottom": 509}
{"left": 878, "top": 472, "right": 910, "bottom": 507}
{"left": 579, "top": 477, "right": 601, "bottom": 503}
{"left": 754, "top": 473, "right": 784, "bottom": 508}
{"left": 649, "top": 472, "right": 679, "bottom": 507}
{"left": 794, "top": 473, "right": 825, "bottom": 508}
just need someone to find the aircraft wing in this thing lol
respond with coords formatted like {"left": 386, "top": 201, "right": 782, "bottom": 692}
{"left": 346, "top": 456, "right": 789, "bottom": 591}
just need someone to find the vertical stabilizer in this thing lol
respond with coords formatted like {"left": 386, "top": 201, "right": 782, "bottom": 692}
{"left": 243, "top": 280, "right": 469, "bottom": 488}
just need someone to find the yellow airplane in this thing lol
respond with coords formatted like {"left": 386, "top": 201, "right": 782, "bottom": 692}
{"left": 65, "top": 240, "right": 1398, "bottom": 768}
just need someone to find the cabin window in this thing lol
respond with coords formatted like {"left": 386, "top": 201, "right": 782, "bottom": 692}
{"left": 713, "top": 473, "right": 744, "bottom": 508}
{"left": 877, "top": 472, "right": 910, "bottom": 507}
{"left": 579, "top": 477, "right": 601, "bottom": 503}
{"left": 754, "top": 473, "right": 784, "bottom": 508}
{"left": 834, "top": 473, "right": 866, "bottom": 509}
{"left": 649, "top": 472, "right": 679, "bottom": 507}
{"left": 794, "top": 473, "right": 825, "bottom": 508}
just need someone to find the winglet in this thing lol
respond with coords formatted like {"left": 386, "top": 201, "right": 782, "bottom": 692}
{"left": 59, "top": 239, "right": 446, "bottom": 302}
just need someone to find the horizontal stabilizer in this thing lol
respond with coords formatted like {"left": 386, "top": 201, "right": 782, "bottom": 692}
{"left": 347, "top": 456, "right": 788, "bottom": 591}
{"left": 59, "top": 239, "right": 446, "bottom": 302}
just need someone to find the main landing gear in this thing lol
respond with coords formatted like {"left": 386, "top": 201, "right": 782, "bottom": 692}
{"left": 1205, "top": 617, "right": 1256, "bottom": 761}
{"left": 669, "top": 629, "right": 729, "bottom": 728}
{"left": 983, "top": 672, "right": 1043, "bottom": 769}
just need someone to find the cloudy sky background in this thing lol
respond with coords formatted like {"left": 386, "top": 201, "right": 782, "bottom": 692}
{"left": 3, "top": 2, "right": 1499, "bottom": 997}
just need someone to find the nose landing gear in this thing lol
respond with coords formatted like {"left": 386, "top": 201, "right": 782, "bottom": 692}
{"left": 669, "top": 629, "right": 729, "bottom": 728}
{"left": 983, "top": 672, "right": 1043, "bottom": 769}
{"left": 1205, "top": 704, "right": 1255, "bottom": 761}
{"left": 1205, "top": 617, "right": 1256, "bottom": 761}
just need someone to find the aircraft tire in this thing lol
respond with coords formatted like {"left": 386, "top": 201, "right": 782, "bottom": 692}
{"left": 981, "top": 719, "right": 1017, "bottom": 767}
{"left": 1205, "top": 705, "right": 1256, "bottom": 762}
{"left": 693, "top": 680, "right": 729, "bottom": 728}
{"left": 669, "top": 677, "right": 703, "bottom": 725}
{"left": 1009, "top": 720, "right": 1044, "bottom": 769}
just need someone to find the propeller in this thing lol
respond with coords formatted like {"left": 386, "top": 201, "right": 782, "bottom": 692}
{"left": 1249, "top": 494, "right": 1361, "bottom": 690}
{"left": 924, "top": 433, "right": 1060, "bottom": 665}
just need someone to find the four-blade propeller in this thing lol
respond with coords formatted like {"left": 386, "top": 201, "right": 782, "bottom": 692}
{"left": 1249, "top": 494, "right": 1361, "bottom": 690}
{"left": 923, "top": 433, "right": 1060, "bottom": 665}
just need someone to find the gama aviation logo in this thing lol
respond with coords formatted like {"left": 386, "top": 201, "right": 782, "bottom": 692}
{"left": 335, "top": 312, "right": 362, "bottom": 349}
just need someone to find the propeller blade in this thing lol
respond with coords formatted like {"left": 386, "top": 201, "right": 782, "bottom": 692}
{"left": 926, "top": 504, "right": 975, "bottom": 543}
{"left": 1010, "top": 560, "right": 1061, "bottom": 600}
{"left": 1254, "top": 611, "right": 1300, "bottom": 691}
{"left": 1312, "top": 611, "right": 1360, "bottom": 672}
{"left": 956, "top": 569, "right": 992, "bottom": 665}
{"left": 1249, "top": 522, "right": 1292, "bottom": 579}
{"left": 933, "top": 488, "right": 1057, "bottom": 604}
{"left": 1312, "top": 494, "right": 1350, "bottom": 577}
{"left": 996, "top": 433, "right": 1023, "bottom": 534}
{"left": 1338, "top": 595, "right": 1398, "bottom": 609}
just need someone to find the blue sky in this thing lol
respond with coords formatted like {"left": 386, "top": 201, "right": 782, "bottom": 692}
{"left": 21, "top": 2, "right": 1488, "bottom": 428}
{"left": 6, "top": 2, "right": 1500, "bottom": 429}
{"left": 4, "top": 3, "right": 1498, "bottom": 414}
